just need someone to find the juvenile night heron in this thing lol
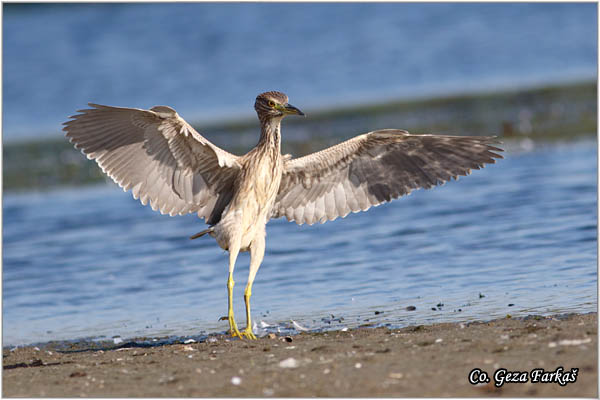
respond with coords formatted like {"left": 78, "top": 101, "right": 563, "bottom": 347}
{"left": 64, "top": 91, "right": 503, "bottom": 339}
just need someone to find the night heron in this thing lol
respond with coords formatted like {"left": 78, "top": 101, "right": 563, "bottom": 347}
{"left": 64, "top": 91, "right": 503, "bottom": 339}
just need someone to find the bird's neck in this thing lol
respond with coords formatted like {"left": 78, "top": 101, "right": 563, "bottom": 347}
{"left": 258, "top": 117, "right": 282, "bottom": 153}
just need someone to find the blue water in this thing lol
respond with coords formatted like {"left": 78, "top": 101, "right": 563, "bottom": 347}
{"left": 3, "top": 139, "right": 597, "bottom": 346}
{"left": 3, "top": 2, "right": 597, "bottom": 140}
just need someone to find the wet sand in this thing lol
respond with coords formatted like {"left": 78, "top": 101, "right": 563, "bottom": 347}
{"left": 3, "top": 313, "right": 596, "bottom": 397}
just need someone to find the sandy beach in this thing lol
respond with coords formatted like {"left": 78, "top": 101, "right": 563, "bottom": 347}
{"left": 3, "top": 5, "right": 596, "bottom": 399}
{"left": 3, "top": 313, "right": 596, "bottom": 397}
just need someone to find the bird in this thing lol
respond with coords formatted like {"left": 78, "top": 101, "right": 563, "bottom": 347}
{"left": 64, "top": 91, "right": 503, "bottom": 340}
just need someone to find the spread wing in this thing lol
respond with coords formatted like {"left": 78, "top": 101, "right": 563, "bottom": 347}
{"left": 64, "top": 103, "right": 240, "bottom": 222}
{"left": 273, "top": 129, "right": 503, "bottom": 225}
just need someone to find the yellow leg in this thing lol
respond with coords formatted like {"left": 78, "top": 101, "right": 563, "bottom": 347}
{"left": 241, "top": 285, "right": 257, "bottom": 339}
{"left": 227, "top": 273, "right": 242, "bottom": 338}
{"left": 240, "top": 232, "right": 264, "bottom": 340}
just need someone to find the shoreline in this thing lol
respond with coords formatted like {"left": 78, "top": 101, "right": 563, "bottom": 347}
{"left": 3, "top": 312, "right": 597, "bottom": 397}
{"left": 4, "top": 80, "right": 596, "bottom": 191}
{"left": 3, "top": 78, "right": 596, "bottom": 145}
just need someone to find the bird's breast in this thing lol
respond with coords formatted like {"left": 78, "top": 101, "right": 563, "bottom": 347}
{"left": 242, "top": 155, "right": 282, "bottom": 210}
{"left": 226, "top": 151, "right": 280, "bottom": 212}
{"left": 213, "top": 155, "right": 282, "bottom": 252}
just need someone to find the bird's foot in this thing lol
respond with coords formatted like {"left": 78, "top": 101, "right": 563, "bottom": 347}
{"left": 240, "top": 327, "right": 257, "bottom": 340}
{"left": 220, "top": 314, "right": 242, "bottom": 338}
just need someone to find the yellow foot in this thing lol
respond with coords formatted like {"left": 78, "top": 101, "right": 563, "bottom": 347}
{"left": 220, "top": 314, "right": 242, "bottom": 338}
{"left": 240, "top": 327, "right": 257, "bottom": 340}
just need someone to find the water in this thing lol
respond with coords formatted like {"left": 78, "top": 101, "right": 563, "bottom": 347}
{"left": 3, "top": 139, "right": 597, "bottom": 346}
{"left": 3, "top": 3, "right": 597, "bottom": 140}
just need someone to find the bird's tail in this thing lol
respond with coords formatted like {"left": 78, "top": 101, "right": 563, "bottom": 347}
{"left": 189, "top": 227, "right": 214, "bottom": 240}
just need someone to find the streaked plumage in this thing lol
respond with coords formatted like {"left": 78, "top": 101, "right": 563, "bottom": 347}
{"left": 64, "top": 91, "right": 503, "bottom": 339}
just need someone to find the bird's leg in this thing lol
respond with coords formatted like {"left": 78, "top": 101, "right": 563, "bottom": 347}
{"left": 241, "top": 233, "right": 265, "bottom": 340}
{"left": 226, "top": 244, "right": 242, "bottom": 338}
{"left": 227, "top": 273, "right": 242, "bottom": 337}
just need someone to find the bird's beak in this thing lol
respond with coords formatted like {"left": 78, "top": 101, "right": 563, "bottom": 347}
{"left": 282, "top": 103, "right": 305, "bottom": 116}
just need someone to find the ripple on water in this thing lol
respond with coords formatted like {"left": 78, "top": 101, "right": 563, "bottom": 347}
{"left": 2, "top": 140, "right": 598, "bottom": 345}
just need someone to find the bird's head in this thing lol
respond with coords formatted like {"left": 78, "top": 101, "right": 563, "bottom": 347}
{"left": 254, "top": 91, "right": 305, "bottom": 121}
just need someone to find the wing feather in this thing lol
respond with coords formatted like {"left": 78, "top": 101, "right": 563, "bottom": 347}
{"left": 64, "top": 103, "right": 240, "bottom": 220}
{"left": 273, "top": 129, "right": 503, "bottom": 225}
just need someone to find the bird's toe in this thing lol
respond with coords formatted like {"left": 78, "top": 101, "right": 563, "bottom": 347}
{"left": 241, "top": 328, "right": 257, "bottom": 340}
{"left": 226, "top": 314, "right": 243, "bottom": 338}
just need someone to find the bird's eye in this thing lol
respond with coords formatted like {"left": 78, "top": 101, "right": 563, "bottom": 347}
{"left": 268, "top": 100, "right": 275, "bottom": 108}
